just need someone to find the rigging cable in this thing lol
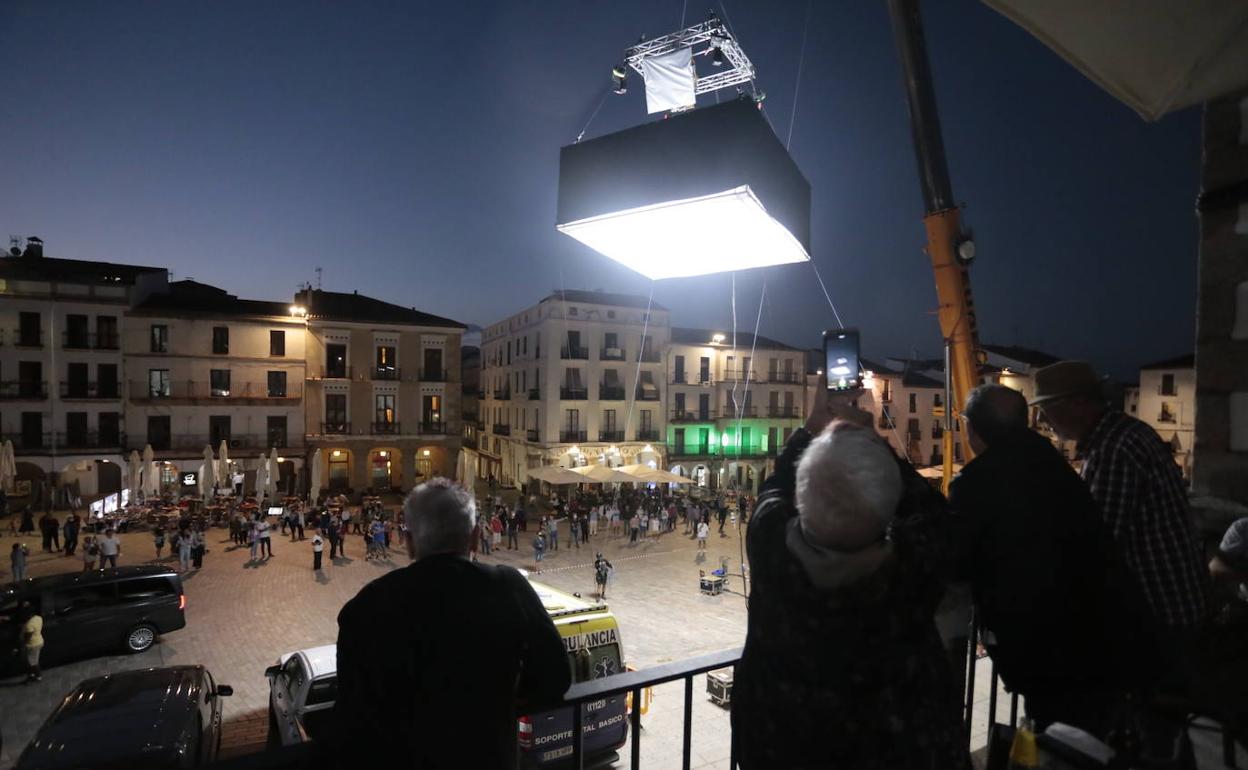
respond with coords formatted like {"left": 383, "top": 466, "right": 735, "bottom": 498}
{"left": 623, "top": 281, "right": 657, "bottom": 446}
{"left": 574, "top": 87, "right": 612, "bottom": 144}
{"left": 786, "top": 0, "right": 813, "bottom": 151}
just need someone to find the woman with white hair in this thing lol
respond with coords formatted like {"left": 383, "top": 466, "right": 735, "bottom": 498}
{"left": 731, "top": 383, "right": 970, "bottom": 770}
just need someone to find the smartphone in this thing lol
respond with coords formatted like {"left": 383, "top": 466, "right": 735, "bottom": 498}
{"left": 823, "top": 328, "right": 862, "bottom": 392}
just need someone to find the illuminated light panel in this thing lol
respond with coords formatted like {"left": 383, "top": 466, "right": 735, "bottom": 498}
{"left": 557, "top": 186, "right": 808, "bottom": 280}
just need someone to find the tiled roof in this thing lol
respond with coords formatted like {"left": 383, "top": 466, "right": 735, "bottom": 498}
{"left": 1140, "top": 353, "right": 1194, "bottom": 370}
{"left": 295, "top": 289, "right": 466, "bottom": 329}
{"left": 670, "top": 327, "right": 801, "bottom": 351}
{"left": 0, "top": 254, "right": 165, "bottom": 284}
{"left": 133, "top": 280, "right": 290, "bottom": 318}
{"left": 540, "top": 289, "right": 668, "bottom": 312}
{"left": 981, "top": 343, "right": 1063, "bottom": 367}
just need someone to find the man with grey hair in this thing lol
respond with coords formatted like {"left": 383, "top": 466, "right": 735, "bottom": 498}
{"left": 334, "top": 478, "right": 569, "bottom": 769}
{"left": 732, "top": 380, "right": 969, "bottom": 770}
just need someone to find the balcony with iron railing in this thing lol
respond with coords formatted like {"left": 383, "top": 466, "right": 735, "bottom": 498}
{"left": 371, "top": 366, "right": 401, "bottom": 381}
{"left": 599, "top": 385, "right": 625, "bottom": 401}
{"left": 11, "top": 329, "right": 44, "bottom": 348}
{"left": 130, "top": 381, "right": 303, "bottom": 402}
{"left": 560, "top": 387, "right": 589, "bottom": 401}
{"left": 720, "top": 404, "right": 757, "bottom": 417}
{"left": 320, "top": 422, "right": 351, "bottom": 435}
{"left": 493, "top": 387, "right": 511, "bottom": 401}
{"left": 56, "top": 430, "right": 127, "bottom": 450}
{"left": 721, "top": 369, "right": 758, "bottom": 382}
{"left": 634, "top": 388, "right": 661, "bottom": 402}
{"left": 492, "top": 424, "right": 512, "bottom": 436}
{"left": 0, "top": 381, "right": 49, "bottom": 400}
{"left": 420, "top": 421, "right": 447, "bottom": 435}
{"left": 670, "top": 409, "right": 715, "bottom": 422}
{"left": 636, "top": 429, "right": 660, "bottom": 442}
{"left": 599, "top": 430, "right": 625, "bottom": 442}
{"left": 145, "top": 433, "right": 298, "bottom": 452}
{"left": 561, "top": 346, "right": 590, "bottom": 360}
{"left": 638, "top": 350, "right": 661, "bottom": 363}
{"left": 600, "top": 347, "right": 627, "bottom": 361}
{"left": 670, "top": 443, "right": 711, "bottom": 457}
{"left": 420, "top": 368, "right": 449, "bottom": 382}
{"left": 560, "top": 429, "right": 587, "bottom": 443}
{"left": 526, "top": 428, "right": 540, "bottom": 442}
{"left": 767, "top": 370, "right": 803, "bottom": 384}
{"left": 765, "top": 406, "right": 800, "bottom": 418}
{"left": 672, "top": 373, "right": 714, "bottom": 385}
{"left": 319, "top": 365, "right": 353, "bottom": 380}
{"left": 371, "top": 421, "right": 401, "bottom": 435}
{"left": 59, "top": 381, "right": 122, "bottom": 400}
{"left": 528, "top": 387, "right": 541, "bottom": 400}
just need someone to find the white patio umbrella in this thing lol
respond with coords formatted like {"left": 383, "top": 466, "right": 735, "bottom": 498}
{"left": 266, "top": 447, "right": 280, "bottom": 502}
{"left": 0, "top": 440, "right": 15, "bottom": 491}
{"left": 526, "top": 466, "right": 586, "bottom": 485}
{"left": 218, "top": 439, "right": 230, "bottom": 485}
{"left": 569, "top": 464, "right": 637, "bottom": 483}
{"left": 127, "top": 451, "right": 142, "bottom": 493}
{"left": 200, "top": 445, "right": 216, "bottom": 499}
{"left": 984, "top": 0, "right": 1248, "bottom": 121}
{"left": 142, "top": 444, "right": 158, "bottom": 496}
{"left": 308, "top": 448, "right": 322, "bottom": 502}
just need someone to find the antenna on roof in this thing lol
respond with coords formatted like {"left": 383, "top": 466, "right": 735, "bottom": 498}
{"left": 314, "top": 267, "right": 323, "bottom": 291}
{"left": 7, "top": 236, "right": 20, "bottom": 257}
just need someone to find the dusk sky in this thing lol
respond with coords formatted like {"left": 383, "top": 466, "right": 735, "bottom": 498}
{"left": 1, "top": 0, "right": 1200, "bottom": 377}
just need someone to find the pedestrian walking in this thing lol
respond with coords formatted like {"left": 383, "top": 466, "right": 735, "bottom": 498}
{"left": 533, "top": 531, "right": 546, "bottom": 573}
{"left": 153, "top": 527, "right": 166, "bottom": 560}
{"left": 97, "top": 528, "right": 121, "bottom": 568}
{"left": 248, "top": 522, "right": 259, "bottom": 561}
{"left": 697, "top": 520, "right": 709, "bottom": 551}
{"left": 507, "top": 514, "right": 519, "bottom": 550}
{"left": 491, "top": 514, "right": 503, "bottom": 550}
{"left": 629, "top": 514, "right": 640, "bottom": 545}
{"left": 81, "top": 536, "right": 98, "bottom": 571}
{"left": 568, "top": 515, "right": 580, "bottom": 550}
{"left": 258, "top": 516, "right": 273, "bottom": 558}
{"left": 589, "top": 506, "right": 600, "bottom": 537}
{"left": 191, "top": 528, "right": 205, "bottom": 569}
{"left": 10, "top": 542, "right": 28, "bottom": 582}
{"left": 178, "top": 528, "right": 192, "bottom": 572}
{"left": 594, "top": 552, "right": 613, "bottom": 599}
{"left": 63, "top": 514, "right": 80, "bottom": 557}
{"left": 312, "top": 531, "right": 324, "bottom": 571}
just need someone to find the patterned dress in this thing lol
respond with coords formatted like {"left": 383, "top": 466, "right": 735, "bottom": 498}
{"left": 732, "top": 428, "right": 971, "bottom": 770}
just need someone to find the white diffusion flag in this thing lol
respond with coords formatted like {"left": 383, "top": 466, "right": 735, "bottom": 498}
{"left": 643, "top": 47, "right": 696, "bottom": 114}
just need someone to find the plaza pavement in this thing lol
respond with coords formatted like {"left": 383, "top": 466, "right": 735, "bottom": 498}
{"left": 0, "top": 512, "right": 1238, "bottom": 769}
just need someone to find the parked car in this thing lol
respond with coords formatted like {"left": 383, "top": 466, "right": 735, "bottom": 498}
{"left": 0, "top": 566, "right": 187, "bottom": 676}
{"left": 265, "top": 644, "right": 338, "bottom": 747}
{"left": 16, "top": 665, "right": 233, "bottom": 769}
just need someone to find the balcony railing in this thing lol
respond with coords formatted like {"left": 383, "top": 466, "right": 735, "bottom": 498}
{"left": 636, "top": 429, "right": 660, "bottom": 441}
{"left": 765, "top": 406, "right": 800, "bottom": 418}
{"left": 526, "top": 428, "right": 540, "bottom": 442}
{"left": 56, "top": 431, "right": 127, "bottom": 450}
{"left": 721, "top": 369, "right": 757, "bottom": 382}
{"left": 561, "top": 346, "right": 590, "bottom": 360}
{"left": 638, "top": 350, "right": 660, "bottom": 363}
{"left": 321, "top": 422, "right": 351, "bottom": 435}
{"left": 371, "top": 367, "right": 401, "bottom": 381}
{"left": 59, "top": 331, "right": 120, "bottom": 350}
{"left": 767, "top": 371, "right": 803, "bottom": 384}
{"left": 371, "top": 421, "right": 400, "bottom": 435}
{"left": 600, "top": 347, "right": 627, "bottom": 361}
{"left": 12, "top": 329, "right": 44, "bottom": 348}
{"left": 560, "top": 430, "right": 587, "bottom": 443}
{"left": 492, "top": 424, "right": 512, "bottom": 436}
{"left": 670, "top": 409, "right": 714, "bottom": 422}
{"left": 59, "top": 381, "right": 122, "bottom": 399}
{"left": 146, "top": 433, "right": 299, "bottom": 451}
{"left": 0, "top": 381, "right": 49, "bottom": 400}
{"left": 1158, "top": 412, "right": 1176, "bottom": 423}
{"left": 634, "top": 388, "right": 660, "bottom": 402}
{"left": 599, "top": 430, "right": 625, "bottom": 442}
{"left": 130, "top": 381, "right": 302, "bottom": 401}
{"left": 722, "top": 405, "right": 757, "bottom": 417}
{"left": 420, "top": 421, "right": 446, "bottom": 435}
{"left": 493, "top": 388, "right": 512, "bottom": 401}
{"left": 673, "top": 373, "right": 714, "bottom": 385}
{"left": 560, "top": 387, "right": 588, "bottom": 400}
{"left": 670, "top": 443, "right": 710, "bottom": 457}
{"left": 528, "top": 387, "right": 541, "bottom": 400}
{"left": 420, "top": 368, "right": 449, "bottom": 382}
{"left": 599, "top": 385, "right": 625, "bottom": 401}
{"left": 321, "top": 365, "right": 352, "bottom": 380}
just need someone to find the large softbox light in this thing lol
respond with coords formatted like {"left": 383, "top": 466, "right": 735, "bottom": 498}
{"left": 556, "top": 98, "right": 811, "bottom": 280}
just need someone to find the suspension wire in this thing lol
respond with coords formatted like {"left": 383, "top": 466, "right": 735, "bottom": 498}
{"left": 623, "top": 282, "right": 657, "bottom": 445}
{"left": 786, "top": 0, "right": 813, "bottom": 151}
{"left": 733, "top": 278, "right": 766, "bottom": 464}
{"left": 574, "top": 87, "right": 612, "bottom": 143}
{"left": 808, "top": 258, "right": 844, "bottom": 328}
{"left": 680, "top": 0, "right": 688, "bottom": 28}
{"left": 729, "top": 272, "right": 739, "bottom": 426}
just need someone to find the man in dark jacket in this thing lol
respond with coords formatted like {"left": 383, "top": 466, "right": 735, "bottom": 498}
{"left": 950, "top": 384, "right": 1155, "bottom": 732}
{"left": 335, "top": 478, "right": 570, "bottom": 769}
{"left": 732, "top": 383, "right": 970, "bottom": 770}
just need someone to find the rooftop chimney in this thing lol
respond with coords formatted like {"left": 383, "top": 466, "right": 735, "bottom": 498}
{"left": 22, "top": 236, "right": 43, "bottom": 259}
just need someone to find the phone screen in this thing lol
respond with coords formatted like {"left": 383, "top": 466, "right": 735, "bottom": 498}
{"left": 823, "top": 329, "right": 861, "bottom": 392}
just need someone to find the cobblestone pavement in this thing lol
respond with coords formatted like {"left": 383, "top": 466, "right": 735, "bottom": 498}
{"left": 0, "top": 515, "right": 1238, "bottom": 769}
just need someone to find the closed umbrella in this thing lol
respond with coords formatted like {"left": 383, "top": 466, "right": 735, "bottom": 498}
{"left": 255, "top": 457, "right": 269, "bottom": 504}
{"left": 200, "top": 445, "right": 216, "bottom": 500}
{"left": 308, "top": 448, "right": 322, "bottom": 502}
{"left": 142, "top": 444, "right": 158, "bottom": 496}
{"left": 267, "top": 447, "right": 280, "bottom": 502}
{"left": 128, "top": 451, "right": 142, "bottom": 494}
{"left": 0, "top": 439, "right": 15, "bottom": 491}
{"left": 218, "top": 440, "right": 230, "bottom": 486}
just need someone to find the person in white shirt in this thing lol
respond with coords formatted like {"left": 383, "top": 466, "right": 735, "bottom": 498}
{"left": 697, "top": 520, "right": 709, "bottom": 552}
{"left": 257, "top": 517, "right": 273, "bottom": 558}
{"left": 311, "top": 531, "right": 324, "bottom": 571}
{"left": 97, "top": 529, "right": 122, "bottom": 568}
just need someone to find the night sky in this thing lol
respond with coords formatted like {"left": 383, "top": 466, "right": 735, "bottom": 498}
{"left": 0, "top": 1, "right": 1200, "bottom": 378}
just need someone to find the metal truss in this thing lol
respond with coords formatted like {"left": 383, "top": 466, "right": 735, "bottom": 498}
{"left": 623, "top": 16, "right": 756, "bottom": 98}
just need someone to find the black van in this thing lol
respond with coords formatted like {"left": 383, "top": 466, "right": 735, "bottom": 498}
{"left": 0, "top": 566, "right": 186, "bottom": 675}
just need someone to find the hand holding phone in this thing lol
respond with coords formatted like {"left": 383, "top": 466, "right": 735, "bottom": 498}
{"left": 823, "top": 329, "right": 862, "bottom": 392}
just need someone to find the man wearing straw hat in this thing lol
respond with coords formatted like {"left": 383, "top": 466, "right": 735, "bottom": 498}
{"left": 1029, "top": 361, "right": 1207, "bottom": 653}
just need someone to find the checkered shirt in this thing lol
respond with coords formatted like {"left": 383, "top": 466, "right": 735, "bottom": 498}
{"left": 1079, "top": 410, "right": 1207, "bottom": 628}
